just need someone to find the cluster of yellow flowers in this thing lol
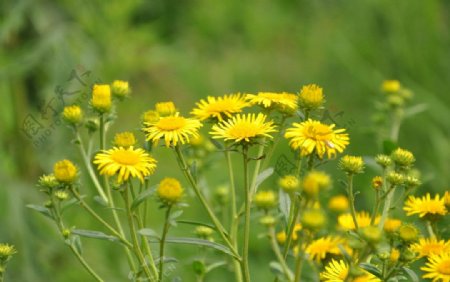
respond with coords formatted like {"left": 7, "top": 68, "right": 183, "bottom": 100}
{"left": 31, "top": 79, "right": 449, "bottom": 282}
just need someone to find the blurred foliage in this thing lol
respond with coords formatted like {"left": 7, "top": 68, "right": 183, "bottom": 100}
{"left": 0, "top": 0, "right": 449, "bottom": 281}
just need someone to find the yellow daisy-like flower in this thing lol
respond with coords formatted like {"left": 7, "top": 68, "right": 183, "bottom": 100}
{"left": 421, "top": 252, "right": 450, "bottom": 282}
{"left": 209, "top": 113, "right": 276, "bottom": 143}
{"left": 93, "top": 146, "right": 157, "bottom": 183}
{"left": 299, "top": 84, "right": 324, "bottom": 110}
{"left": 157, "top": 177, "right": 184, "bottom": 205}
{"left": 246, "top": 92, "right": 298, "bottom": 113}
{"left": 284, "top": 119, "right": 349, "bottom": 159}
{"left": 143, "top": 113, "right": 202, "bottom": 147}
{"left": 305, "top": 236, "right": 344, "bottom": 262}
{"left": 338, "top": 211, "right": 380, "bottom": 230}
{"left": 320, "top": 260, "right": 381, "bottom": 282}
{"left": 320, "top": 259, "right": 349, "bottom": 281}
{"left": 410, "top": 237, "right": 450, "bottom": 258}
{"left": 403, "top": 193, "right": 447, "bottom": 218}
{"left": 191, "top": 94, "right": 250, "bottom": 121}
{"left": 62, "top": 105, "right": 83, "bottom": 125}
{"left": 91, "top": 84, "right": 112, "bottom": 113}
{"left": 302, "top": 170, "right": 331, "bottom": 197}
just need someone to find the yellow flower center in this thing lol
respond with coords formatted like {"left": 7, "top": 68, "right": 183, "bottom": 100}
{"left": 228, "top": 123, "right": 257, "bottom": 138}
{"left": 156, "top": 116, "right": 187, "bottom": 131}
{"left": 438, "top": 259, "right": 450, "bottom": 275}
{"left": 111, "top": 150, "right": 140, "bottom": 165}
{"left": 304, "top": 123, "right": 333, "bottom": 141}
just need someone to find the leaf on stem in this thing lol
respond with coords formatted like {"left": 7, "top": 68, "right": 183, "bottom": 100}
{"left": 130, "top": 185, "right": 157, "bottom": 210}
{"left": 26, "top": 204, "right": 54, "bottom": 219}
{"left": 71, "top": 229, "right": 120, "bottom": 242}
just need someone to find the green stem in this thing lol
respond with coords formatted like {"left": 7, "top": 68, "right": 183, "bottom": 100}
{"left": 241, "top": 145, "right": 251, "bottom": 282}
{"left": 159, "top": 206, "right": 172, "bottom": 282}
{"left": 293, "top": 237, "right": 305, "bottom": 282}
{"left": 269, "top": 226, "right": 293, "bottom": 281}
{"left": 426, "top": 221, "right": 436, "bottom": 238}
{"left": 174, "top": 145, "right": 240, "bottom": 259}
{"left": 249, "top": 139, "right": 266, "bottom": 196}
{"left": 282, "top": 196, "right": 299, "bottom": 259}
{"left": 68, "top": 244, "right": 104, "bottom": 282}
{"left": 99, "top": 114, "right": 105, "bottom": 150}
{"left": 370, "top": 189, "right": 381, "bottom": 225}
{"left": 378, "top": 184, "right": 395, "bottom": 231}
{"left": 123, "top": 187, "right": 158, "bottom": 281}
{"left": 227, "top": 149, "right": 243, "bottom": 282}
{"left": 75, "top": 131, "right": 109, "bottom": 203}
{"left": 347, "top": 174, "right": 359, "bottom": 231}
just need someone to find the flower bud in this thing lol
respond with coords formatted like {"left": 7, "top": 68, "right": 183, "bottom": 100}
{"left": 194, "top": 226, "right": 214, "bottom": 240}
{"left": 302, "top": 171, "right": 331, "bottom": 197}
{"left": 91, "top": 84, "right": 112, "bottom": 113}
{"left": 383, "top": 218, "right": 401, "bottom": 233}
{"left": 214, "top": 186, "right": 229, "bottom": 205}
{"left": 391, "top": 148, "right": 415, "bottom": 169}
{"left": 111, "top": 80, "right": 130, "bottom": 99}
{"left": 339, "top": 155, "right": 365, "bottom": 175}
{"left": 142, "top": 110, "right": 160, "bottom": 123}
{"left": 390, "top": 248, "right": 400, "bottom": 263}
{"left": 298, "top": 84, "right": 324, "bottom": 111}
{"left": 38, "top": 174, "right": 59, "bottom": 189}
{"left": 276, "top": 231, "right": 287, "bottom": 244}
{"left": 53, "top": 160, "right": 77, "bottom": 184}
{"left": 157, "top": 178, "right": 184, "bottom": 205}
{"left": 387, "top": 95, "right": 404, "bottom": 108}
{"left": 382, "top": 80, "right": 401, "bottom": 93}
{"left": 55, "top": 190, "right": 69, "bottom": 201}
{"left": 371, "top": 176, "right": 383, "bottom": 190}
{"left": 155, "top": 102, "right": 177, "bottom": 116}
{"left": 398, "top": 224, "right": 419, "bottom": 242}
{"left": 400, "top": 248, "right": 417, "bottom": 262}
{"left": 85, "top": 118, "right": 99, "bottom": 133}
{"left": 254, "top": 190, "right": 277, "bottom": 210}
{"left": 62, "top": 105, "right": 83, "bottom": 125}
{"left": 375, "top": 154, "right": 392, "bottom": 168}
{"left": 62, "top": 229, "right": 71, "bottom": 239}
{"left": 0, "top": 244, "right": 16, "bottom": 260}
{"left": 328, "top": 195, "right": 349, "bottom": 213}
{"left": 386, "top": 171, "right": 404, "bottom": 186}
{"left": 278, "top": 175, "right": 300, "bottom": 193}
{"left": 259, "top": 215, "right": 276, "bottom": 227}
{"left": 113, "top": 132, "right": 136, "bottom": 148}
{"left": 404, "top": 176, "right": 421, "bottom": 189}
{"left": 301, "top": 209, "right": 326, "bottom": 230}
{"left": 361, "top": 226, "right": 381, "bottom": 243}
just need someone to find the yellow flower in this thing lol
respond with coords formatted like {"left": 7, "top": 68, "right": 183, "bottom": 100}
{"left": 254, "top": 190, "right": 277, "bottom": 210}
{"left": 301, "top": 209, "right": 326, "bottom": 230}
{"left": 155, "top": 101, "right": 177, "bottom": 116}
{"left": 157, "top": 177, "right": 183, "bottom": 204}
{"left": 338, "top": 212, "right": 380, "bottom": 230}
{"left": 276, "top": 231, "right": 287, "bottom": 244}
{"left": 339, "top": 155, "right": 365, "bottom": 174}
{"left": 111, "top": 80, "right": 130, "bottom": 99}
{"left": 391, "top": 148, "right": 415, "bottom": 168}
{"left": 278, "top": 175, "right": 300, "bottom": 193}
{"left": 191, "top": 94, "right": 250, "bottom": 121}
{"left": 53, "top": 160, "right": 77, "bottom": 184}
{"left": 142, "top": 110, "right": 160, "bottom": 123}
{"left": 390, "top": 248, "right": 400, "bottom": 263}
{"left": 114, "top": 132, "right": 137, "bottom": 148}
{"left": 398, "top": 224, "right": 419, "bottom": 242}
{"left": 328, "top": 195, "right": 349, "bottom": 213}
{"left": 302, "top": 170, "right": 331, "bottom": 197}
{"left": 444, "top": 191, "right": 450, "bottom": 210}
{"left": 361, "top": 226, "right": 382, "bottom": 243}
{"left": 0, "top": 243, "right": 17, "bottom": 258}
{"left": 320, "top": 259, "right": 349, "bottom": 281}
{"left": 403, "top": 193, "right": 447, "bottom": 218}
{"left": 292, "top": 223, "right": 302, "bottom": 240}
{"left": 144, "top": 113, "right": 202, "bottom": 147}
{"left": 246, "top": 92, "right": 298, "bottom": 113}
{"left": 94, "top": 147, "right": 157, "bottom": 183}
{"left": 371, "top": 176, "right": 383, "bottom": 190}
{"left": 210, "top": 113, "right": 276, "bottom": 143}
{"left": 421, "top": 252, "right": 450, "bottom": 282}
{"left": 410, "top": 237, "right": 450, "bottom": 258}
{"left": 62, "top": 105, "right": 83, "bottom": 125}
{"left": 299, "top": 84, "right": 324, "bottom": 110}
{"left": 321, "top": 260, "right": 380, "bottom": 282}
{"left": 91, "top": 84, "right": 111, "bottom": 113}
{"left": 383, "top": 218, "right": 402, "bottom": 233}
{"left": 306, "top": 236, "right": 344, "bottom": 262}
{"left": 382, "top": 80, "right": 401, "bottom": 93}
{"left": 285, "top": 119, "right": 349, "bottom": 159}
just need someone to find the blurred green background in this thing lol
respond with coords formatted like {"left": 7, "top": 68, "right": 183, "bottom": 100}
{"left": 1, "top": 0, "right": 449, "bottom": 281}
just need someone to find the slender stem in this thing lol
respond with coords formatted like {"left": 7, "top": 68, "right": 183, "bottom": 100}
{"left": 378, "top": 184, "right": 395, "bottom": 231}
{"left": 262, "top": 116, "right": 287, "bottom": 170}
{"left": 249, "top": 139, "right": 266, "bottom": 196}
{"left": 370, "top": 189, "right": 381, "bottom": 225}
{"left": 282, "top": 196, "right": 299, "bottom": 259}
{"left": 174, "top": 146, "right": 240, "bottom": 259}
{"left": 426, "top": 221, "right": 436, "bottom": 238}
{"left": 68, "top": 244, "right": 104, "bottom": 282}
{"left": 226, "top": 150, "right": 243, "bottom": 282}
{"left": 69, "top": 187, "right": 133, "bottom": 248}
{"left": 389, "top": 111, "right": 402, "bottom": 142}
{"left": 293, "top": 233, "right": 306, "bottom": 282}
{"left": 241, "top": 145, "right": 251, "bottom": 282}
{"left": 75, "top": 131, "right": 108, "bottom": 203}
{"left": 159, "top": 206, "right": 172, "bottom": 282}
{"left": 269, "top": 226, "right": 293, "bottom": 281}
{"left": 347, "top": 175, "right": 359, "bottom": 231}
{"left": 123, "top": 187, "right": 158, "bottom": 281}
{"left": 99, "top": 114, "right": 105, "bottom": 150}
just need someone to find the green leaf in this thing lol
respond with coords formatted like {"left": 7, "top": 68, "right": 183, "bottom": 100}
{"left": 170, "top": 210, "right": 184, "bottom": 221}
{"left": 26, "top": 204, "right": 54, "bottom": 220}
{"left": 209, "top": 137, "right": 224, "bottom": 150}
{"left": 138, "top": 228, "right": 160, "bottom": 240}
{"left": 382, "top": 140, "right": 398, "bottom": 155}
{"left": 152, "top": 237, "right": 238, "bottom": 259}
{"left": 278, "top": 189, "right": 291, "bottom": 224}
{"left": 192, "top": 260, "right": 205, "bottom": 275}
{"left": 404, "top": 103, "right": 427, "bottom": 118}
{"left": 189, "top": 161, "right": 197, "bottom": 183}
{"left": 176, "top": 220, "right": 217, "bottom": 231}
{"left": 66, "top": 235, "right": 83, "bottom": 255}
{"left": 402, "top": 267, "right": 419, "bottom": 282}
{"left": 61, "top": 195, "right": 86, "bottom": 212}
{"left": 359, "top": 263, "right": 382, "bottom": 278}
{"left": 71, "top": 229, "right": 120, "bottom": 242}
{"left": 131, "top": 185, "right": 156, "bottom": 210}
{"left": 269, "top": 261, "right": 294, "bottom": 280}
{"left": 93, "top": 195, "right": 108, "bottom": 207}
{"left": 205, "top": 261, "right": 227, "bottom": 273}
{"left": 255, "top": 167, "right": 274, "bottom": 191}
